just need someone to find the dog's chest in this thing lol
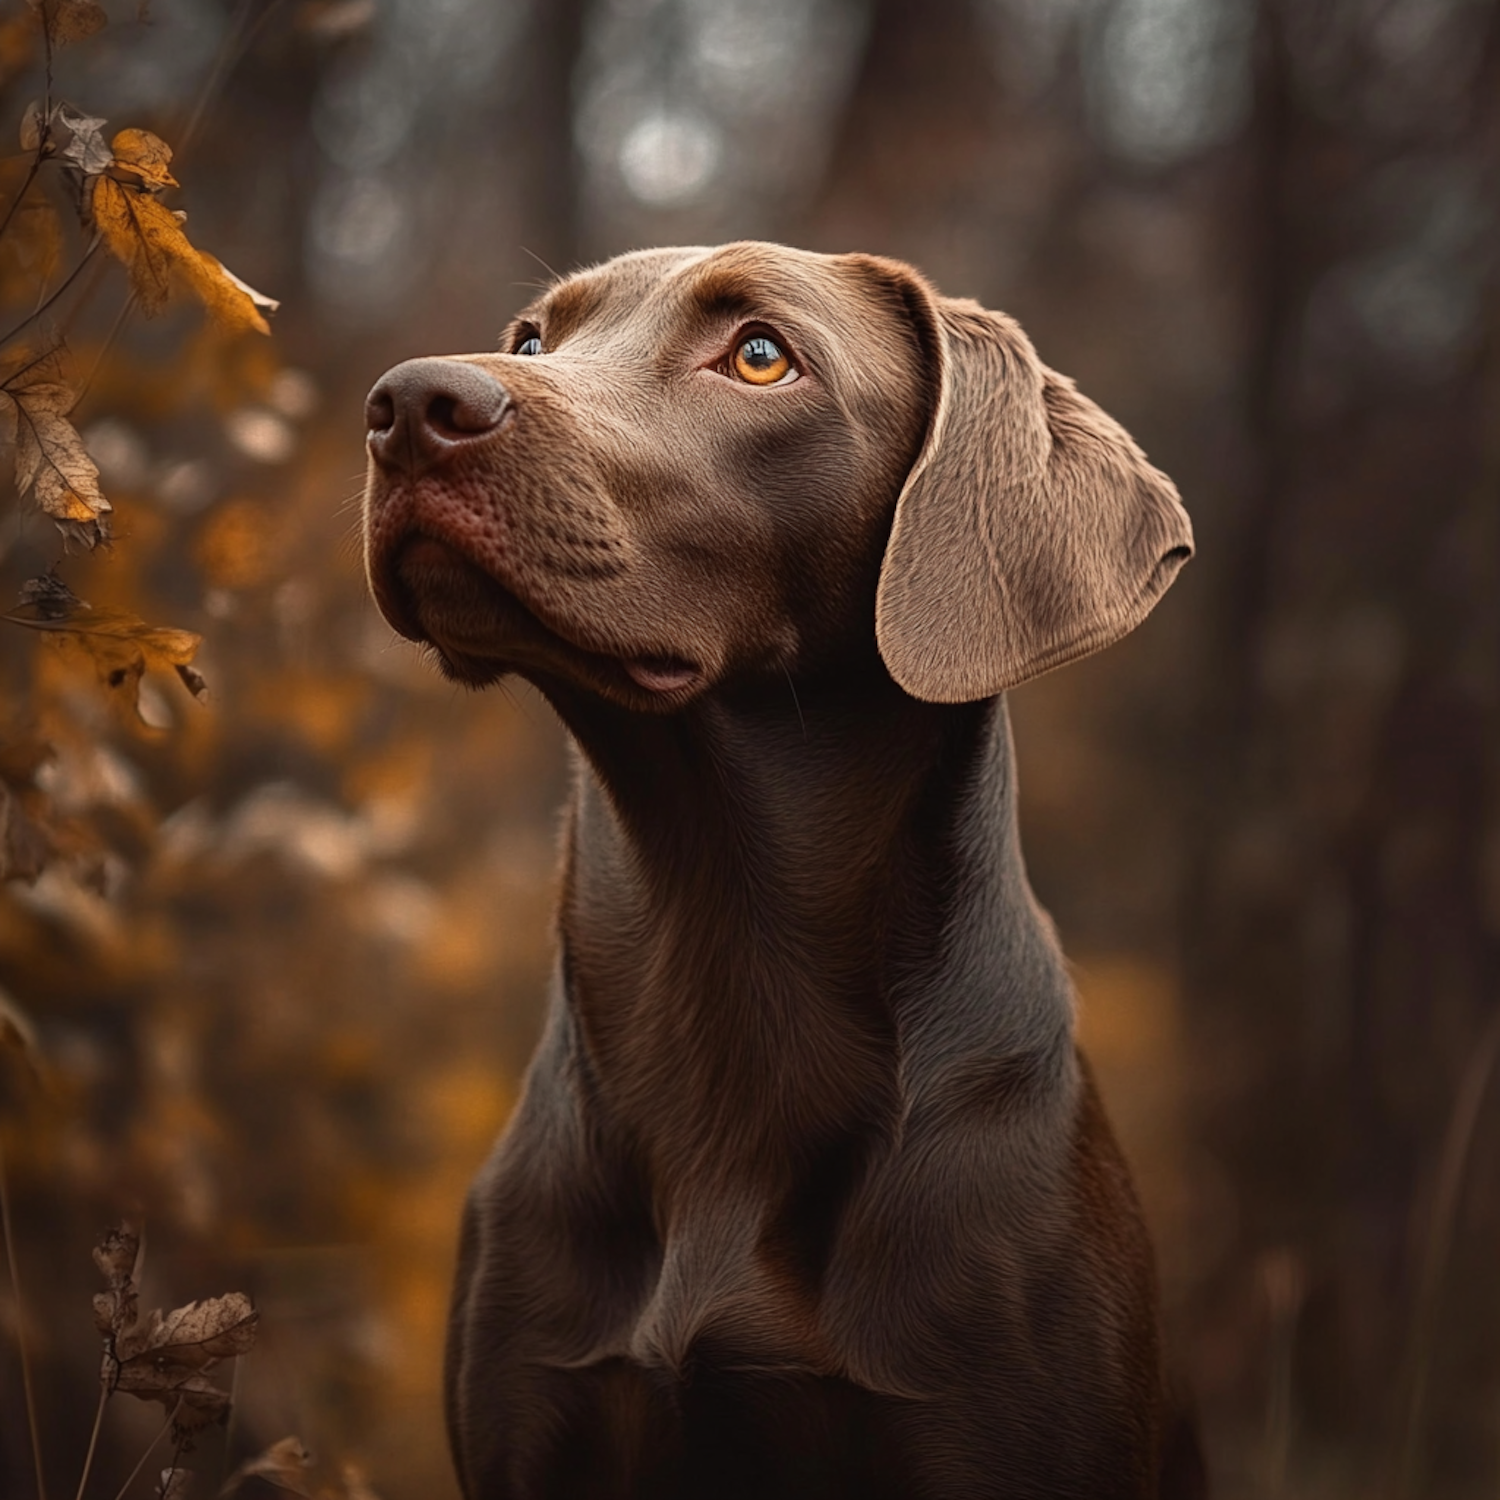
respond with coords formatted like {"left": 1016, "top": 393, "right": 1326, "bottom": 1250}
{"left": 619, "top": 1188, "right": 837, "bottom": 1378}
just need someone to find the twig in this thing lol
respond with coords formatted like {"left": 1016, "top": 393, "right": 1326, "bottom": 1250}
{"left": 0, "top": 157, "right": 43, "bottom": 244}
{"left": 74, "top": 289, "right": 140, "bottom": 406}
{"left": 74, "top": 1383, "right": 108, "bottom": 1500}
{"left": 0, "top": 1137, "right": 49, "bottom": 1500}
{"left": 173, "top": 0, "right": 289, "bottom": 167}
{"left": 109, "top": 1401, "right": 180, "bottom": 1500}
{"left": 1391, "top": 1005, "right": 1500, "bottom": 1498}
{"left": 0, "top": 235, "right": 103, "bottom": 351}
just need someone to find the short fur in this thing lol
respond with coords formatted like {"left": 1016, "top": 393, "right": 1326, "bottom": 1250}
{"left": 362, "top": 242, "right": 1201, "bottom": 1499}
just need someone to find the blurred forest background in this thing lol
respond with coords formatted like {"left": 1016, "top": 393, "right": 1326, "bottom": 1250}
{"left": 0, "top": 0, "right": 1496, "bottom": 1496}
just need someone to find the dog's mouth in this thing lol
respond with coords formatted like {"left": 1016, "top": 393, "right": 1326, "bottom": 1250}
{"left": 379, "top": 534, "right": 706, "bottom": 701}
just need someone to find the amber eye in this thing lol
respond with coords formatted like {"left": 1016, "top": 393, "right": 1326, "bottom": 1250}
{"left": 516, "top": 335, "right": 543, "bottom": 356}
{"left": 732, "top": 335, "right": 795, "bottom": 386}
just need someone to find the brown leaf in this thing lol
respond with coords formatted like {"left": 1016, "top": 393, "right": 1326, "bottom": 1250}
{"left": 1, "top": 377, "right": 112, "bottom": 548}
{"left": 16, "top": 571, "right": 84, "bottom": 619}
{"left": 19, "top": 98, "right": 43, "bottom": 151}
{"left": 5, "top": 589, "right": 207, "bottom": 721}
{"left": 122, "top": 1293, "right": 260, "bottom": 1369}
{"left": 26, "top": 0, "right": 107, "bottom": 47}
{"left": 0, "top": 985, "right": 42, "bottom": 1077}
{"left": 91, "top": 176, "right": 273, "bottom": 334}
{"left": 218, "top": 1436, "right": 316, "bottom": 1498}
{"left": 94, "top": 1228, "right": 258, "bottom": 1444}
{"left": 110, "top": 127, "right": 178, "bottom": 191}
{"left": 92, "top": 1220, "right": 143, "bottom": 1337}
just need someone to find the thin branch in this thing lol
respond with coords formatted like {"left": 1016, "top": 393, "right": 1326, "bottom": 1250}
{"left": 0, "top": 236, "right": 103, "bottom": 352}
{"left": 108, "top": 1401, "right": 180, "bottom": 1500}
{"left": 0, "top": 157, "right": 44, "bottom": 243}
{"left": 73, "top": 1383, "right": 108, "bottom": 1500}
{"left": 0, "top": 1137, "right": 48, "bottom": 1500}
{"left": 74, "top": 289, "right": 140, "bottom": 406}
{"left": 1390, "top": 1005, "right": 1500, "bottom": 1499}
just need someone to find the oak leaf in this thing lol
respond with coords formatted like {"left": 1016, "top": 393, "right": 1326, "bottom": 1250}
{"left": 26, "top": 0, "right": 107, "bottom": 47}
{"left": 0, "top": 376, "right": 112, "bottom": 547}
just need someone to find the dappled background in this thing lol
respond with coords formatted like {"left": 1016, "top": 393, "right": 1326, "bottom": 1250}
{"left": 0, "top": 0, "right": 1497, "bottom": 1495}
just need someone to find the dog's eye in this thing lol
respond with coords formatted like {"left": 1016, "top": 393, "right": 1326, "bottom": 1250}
{"left": 515, "top": 336, "right": 543, "bottom": 356}
{"left": 732, "top": 335, "right": 796, "bottom": 387}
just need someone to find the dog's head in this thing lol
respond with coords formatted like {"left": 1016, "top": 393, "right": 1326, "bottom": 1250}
{"left": 362, "top": 242, "right": 1191, "bottom": 708}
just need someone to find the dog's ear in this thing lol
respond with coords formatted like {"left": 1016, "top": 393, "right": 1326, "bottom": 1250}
{"left": 873, "top": 276, "right": 1193, "bottom": 703}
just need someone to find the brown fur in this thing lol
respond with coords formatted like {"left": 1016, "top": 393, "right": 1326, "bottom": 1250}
{"left": 362, "top": 242, "right": 1202, "bottom": 1498}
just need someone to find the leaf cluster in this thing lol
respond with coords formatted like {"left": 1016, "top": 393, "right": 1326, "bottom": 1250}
{"left": 93, "top": 1222, "right": 259, "bottom": 1443}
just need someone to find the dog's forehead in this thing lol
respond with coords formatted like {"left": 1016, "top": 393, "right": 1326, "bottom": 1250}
{"left": 533, "top": 242, "right": 883, "bottom": 350}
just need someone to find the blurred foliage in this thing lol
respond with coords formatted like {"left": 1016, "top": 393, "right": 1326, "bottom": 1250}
{"left": 0, "top": 0, "right": 1495, "bottom": 1497}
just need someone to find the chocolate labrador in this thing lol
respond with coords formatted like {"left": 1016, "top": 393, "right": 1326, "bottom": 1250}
{"left": 362, "top": 243, "right": 1201, "bottom": 1499}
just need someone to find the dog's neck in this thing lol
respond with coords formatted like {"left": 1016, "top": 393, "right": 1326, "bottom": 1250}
{"left": 537, "top": 666, "right": 1075, "bottom": 1187}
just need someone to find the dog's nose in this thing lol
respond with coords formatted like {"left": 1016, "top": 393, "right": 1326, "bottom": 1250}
{"left": 365, "top": 358, "right": 511, "bottom": 473}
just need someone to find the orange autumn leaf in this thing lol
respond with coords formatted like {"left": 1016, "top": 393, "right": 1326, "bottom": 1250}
{"left": 90, "top": 175, "right": 275, "bottom": 335}
{"left": 109, "top": 126, "right": 178, "bottom": 190}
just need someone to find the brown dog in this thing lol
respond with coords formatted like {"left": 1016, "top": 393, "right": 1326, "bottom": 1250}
{"left": 362, "top": 243, "right": 1200, "bottom": 1499}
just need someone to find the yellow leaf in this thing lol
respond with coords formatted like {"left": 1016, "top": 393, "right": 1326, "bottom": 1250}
{"left": 109, "top": 127, "right": 178, "bottom": 190}
{"left": 25, "top": 0, "right": 106, "bottom": 47}
{"left": 91, "top": 176, "right": 272, "bottom": 334}
{"left": 1, "top": 378, "right": 112, "bottom": 547}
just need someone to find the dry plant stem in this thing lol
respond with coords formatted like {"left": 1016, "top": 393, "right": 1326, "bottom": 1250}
{"left": 0, "top": 154, "right": 44, "bottom": 243}
{"left": 75, "top": 288, "right": 140, "bottom": 405}
{"left": 0, "top": 236, "right": 103, "bottom": 350}
{"left": 0, "top": 1138, "right": 49, "bottom": 1500}
{"left": 218, "top": 1355, "right": 243, "bottom": 1491}
{"left": 109, "top": 1401, "right": 180, "bottom": 1500}
{"left": 74, "top": 1384, "right": 108, "bottom": 1500}
{"left": 174, "top": 0, "right": 288, "bottom": 166}
{"left": 1392, "top": 1004, "right": 1500, "bottom": 1499}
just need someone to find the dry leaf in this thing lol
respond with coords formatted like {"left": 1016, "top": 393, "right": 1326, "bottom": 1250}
{"left": 26, "top": 0, "right": 107, "bottom": 47}
{"left": 55, "top": 104, "right": 112, "bottom": 175}
{"left": 159, "top": 1469, "right": 193, "bottom": 1500}
{"left": 92, "top": 1220, "right": 144, "bottom": 1339}
{"left": 109, "top": 1294, "right": 258, "bottom": 1437}
{"left": 93, "top": 1225, "right": 258, "bottom": 1443}
{"left": 110, "top": 127, "right": 178, "bottom": 191}
{"left": 1, "top": 378, "right": 112, "bottom": 548}
{"left": 218, "top": 1436, "right": 316, "bottom": 1498}
{"left": 91, "top": 176, "right": 273, "bottom": 334}
{"left": 19, "top": 98, "right": 43, "bottom": 151}
{"left": 5, "top": 587, "right": 207, "bottom": 720}
{"left": 0, "top": 985, "right": 42, "bottom": 1076}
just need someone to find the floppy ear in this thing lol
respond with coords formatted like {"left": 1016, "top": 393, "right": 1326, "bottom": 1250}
{"left": 874, "top": 281, "right": 1193, "bottom": 703}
